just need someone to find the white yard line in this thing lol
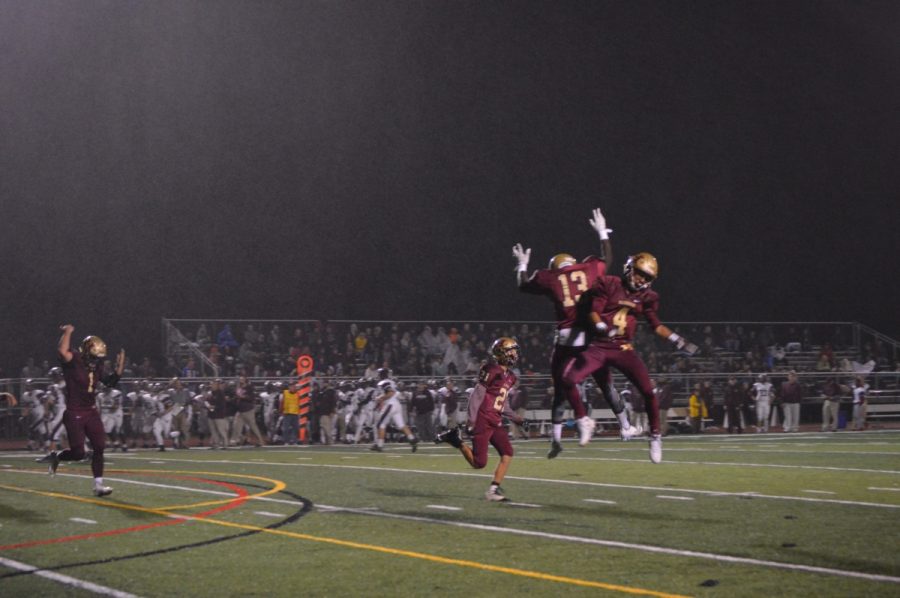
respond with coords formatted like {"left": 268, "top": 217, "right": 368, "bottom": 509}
{"left": 869, "top": 487, "right": 900, "bottom": 492}
{"left": 40, "top": 456, "right": 900, "bottom": 510}
{"left": 656, "top": 495, "right": 694, "bottom": 501}
{"left": 583, "top": 499, "right": 617, "bottom": 505}
{"left": 802, "top": 490, "right": 836, "bottom": 495}
{"left": 426, "top": 505, "right": 462, "bottom": 511}
{"left": 0, "top": 556, "right": 142, "bottom": 597}
{"left": 4, "top": 468, "right": 896, "bottom": 585}
{"left": 253, "top": 511, "right": 286, "bottom": 518}
{"left": 314, "top": 505, "right": 900, "bottom": 584}
{"left": 69, "top": 517, "right": 98, "bottom": 524}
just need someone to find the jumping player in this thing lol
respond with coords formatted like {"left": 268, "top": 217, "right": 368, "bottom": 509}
{"left": 436, "top": 337, "right": 527, "bottom": 502}
{"left": 513, "top": 207, "right": 640, "bottom": 458}
{"left": 38, "top": 325, "right": 125, "bottom": 496}
{"left": 562, "top": 253, "right": 698, "bottom": 463}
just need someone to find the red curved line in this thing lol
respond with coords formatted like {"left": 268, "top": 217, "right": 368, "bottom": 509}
{"left": 0, "top": 473, "right": 251, "bottom": 552}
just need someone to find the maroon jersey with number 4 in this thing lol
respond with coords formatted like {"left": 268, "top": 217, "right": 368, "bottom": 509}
{"left": 467, "top": 363, "right": 518, "bottom": 427}
{"left": 590, "top": 275, "right": 663, "bottom": 346}
{"left": 519, "top": 256, "right": 607, "bottom": 332}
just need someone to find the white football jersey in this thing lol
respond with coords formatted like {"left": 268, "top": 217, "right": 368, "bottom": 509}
{"left": 753, "top": 382, "right": 773, "bottom": 402}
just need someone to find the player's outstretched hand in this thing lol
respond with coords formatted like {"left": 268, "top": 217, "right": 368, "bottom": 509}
{"left": 683, "top": 342, "right": 700, "bottom": 357}
{"left": 59, "top": 324, "right": 74, "bottom": 333}
{"left": 512, "top": 243, "right": 531, "bottom": 270}
{"left": 589, "top": 208, "right": 612, "bottom": 239}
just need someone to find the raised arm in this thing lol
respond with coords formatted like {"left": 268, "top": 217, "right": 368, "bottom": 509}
{"left": 588, "top": 208, "right": 613, "bottom": 266}
{"left": 512, "top": 243, "right": 532, "bottom": 287}
{"left": 58, "top": 324, "right": 75, "bottom": 363}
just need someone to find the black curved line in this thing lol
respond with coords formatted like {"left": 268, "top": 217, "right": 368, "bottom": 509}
{"left": 0, "top": 483, "right": 313, "bottom": 580}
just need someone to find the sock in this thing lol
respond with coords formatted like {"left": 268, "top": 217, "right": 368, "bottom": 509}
{"left": 617, "top": 412, "right": 629, "bottom": 428}
{"left": 490, "top": 481, "right": 500, "bottom": 489}
{"left": 377, "top": 438, "right": 384, "bottom": 447}
{"left": 94, "top": 477, "right": 103, "bottom": 488}
{"left": 552, "top": 424, "right": 563, "bottom": 442}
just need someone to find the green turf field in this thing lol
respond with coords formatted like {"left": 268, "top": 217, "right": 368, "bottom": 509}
{"left": 1, "top": 431, "right": 898, "bottom": 597}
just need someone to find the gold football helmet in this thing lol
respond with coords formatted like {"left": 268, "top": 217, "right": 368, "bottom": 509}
{"left": 490, "top": 337, "right": 520, "bottom": 366}
{"left": 81, "top": 336, "right": 107, "bottom": 360}
{"left": 624, "top": 252, "right": 658, "bottom": 291}
{"left": 548, "top": 253, "right": 576, "bottom": 270}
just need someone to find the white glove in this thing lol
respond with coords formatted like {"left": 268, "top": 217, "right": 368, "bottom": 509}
{"left": 512, "top": 243, "right": 531, "bottom": 273}
{"left": 589, "top": 208, "right": 613, "bottom": 240}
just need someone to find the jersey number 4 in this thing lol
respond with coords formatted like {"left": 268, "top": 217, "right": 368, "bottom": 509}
{"left": 557, "top": 271, "right": 589, "bottom": 307}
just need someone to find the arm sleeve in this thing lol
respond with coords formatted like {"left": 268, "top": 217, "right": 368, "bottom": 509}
{"left": 643, "top": 295, "right": 663, "bottom": 330}
{"left": 518, "top": 270, "right": 549, "bottom": 295}
{"left": 468, "top": 384, "right": 487, "bottom": 423}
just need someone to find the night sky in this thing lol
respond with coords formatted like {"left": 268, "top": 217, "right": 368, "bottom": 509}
{"left": 1, "top": 1, "right": 898, "bottom": 371}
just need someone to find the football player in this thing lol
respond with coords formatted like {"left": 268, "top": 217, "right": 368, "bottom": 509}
{"left": 20, "top": 380, "right": 46, "bottom": 451}
{"left": 752, "top": 374, "right": 775, "bottom": 432}
{"left": 352, "top": 379, "right": 378, "bottom": 445}
{"left": 152, "top": 384, "right": 176, "bottom": 451}
{"left": 562, "top": 253, "right": 698, "bottom": 464}
{"left": 436, "top": 337, "right": 527, "bottom": 502}
{"left": 98, "top": 383, "right": 126, "bottom": 452}
{"left": 370, "top": 379, "right": 418, "bottom": 452}
{"left": 513, "top": 207, "right": 640, "bottom": 458}
{"left": 44, "top": 367, "right": 67, "bottom": 450}
{"left": 37, "top": 325, "right": 125, "bottom": 497}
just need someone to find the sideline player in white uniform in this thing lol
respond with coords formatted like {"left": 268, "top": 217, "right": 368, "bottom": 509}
{"left": 45, "top": 368, "right": 67, "bottom": 449}
{"left": 370, "top": 380, "right": 418, "bottom": 452}
{"left": 21, "top": 380, "right": 47, "bottom": 451}
{"left": 259, "top": 382, "right": 281, "bottom": 443}
{"left": 752, "top": 374, "right": 774, "bottom": 432}
{"left": 126, "top": 381, "right": 153, "bottom": 448}
{"left": 98, "top": 384, "right": 126, "bottom": 452}
{"left": 352, "top": 379, "right": 377, "bottom": 444}
{"left": 152, "top": 387, "right": 176, "bottom": 451}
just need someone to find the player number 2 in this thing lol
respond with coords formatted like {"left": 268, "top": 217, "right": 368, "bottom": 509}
{"left": 612, "top": 307, "right": 629, "bottom": 336}
{"left": 493, "top": 387, "right": 508, "bottom": 412}
{"left": 557, "top": 271, "right": 589, "bottom": 307}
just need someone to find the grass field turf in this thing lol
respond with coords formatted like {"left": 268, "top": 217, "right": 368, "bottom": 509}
{"left": 1, "top": 430, "right": 898, "bottom": 597}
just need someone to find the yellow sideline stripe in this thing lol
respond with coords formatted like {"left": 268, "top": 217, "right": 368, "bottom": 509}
{"left": 0, "top": 480, "right": 690, "bottom": 598}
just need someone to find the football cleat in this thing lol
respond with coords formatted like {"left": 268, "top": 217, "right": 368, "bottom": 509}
{"left": 410, "top": 437, "right": 419, "bottom": 453}
{"left": 485, "top": 485, "right": 509, "bottom": 502}
{"left": 547, "top": 440, "right": 563, "bottom": 459}
{"left": 620, "top": 423, "right": 642, "bottom": 441}
{"left": 93, "top": 486, "right": 113, "bottom": 497}
{"left": 577, "top": 416, "right": 596, "bottom": 446}
{"left": 490, "top": 337, "right": 520, "bottom": 367}
{"left": 435, "top": 427, "right": 462, "bottom": 449}
{"left": 649, "top": 434, "right": 662, "bottom": 464}
{"left": 624, "top": 252, "right": 658, "bottom": 291}
{"left": 37, "top": 450, "right": 60, "bottom": 476}
{"left": 369, "top": 444, "right": 383, "bottom": 452}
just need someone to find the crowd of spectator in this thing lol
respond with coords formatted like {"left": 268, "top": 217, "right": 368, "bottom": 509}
{"left": 164, "top": 320, "right": 896, "bottom": 380}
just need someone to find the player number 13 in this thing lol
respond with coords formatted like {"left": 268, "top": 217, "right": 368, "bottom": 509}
{"left": 557, "top": 271, "right": 589, "bottom": 308}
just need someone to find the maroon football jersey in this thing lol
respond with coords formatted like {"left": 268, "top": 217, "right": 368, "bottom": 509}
{"left": 468, "top": 363, "right": 518, "bottom": 426}
{"left": 60, "top": 350, "right": 106, "bottom": 411}
{"left": 590, "top": 275, "right": 662, "bottom": 345}
{"left": 519, "top": 256, "right": 607, "bottom": 330}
